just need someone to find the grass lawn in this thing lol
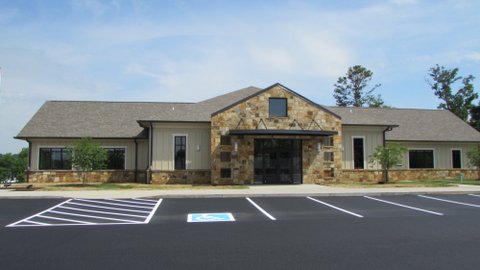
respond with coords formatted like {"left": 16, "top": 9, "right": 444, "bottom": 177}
{"left": 328, "top": 179, "right": 480, "bottom": 188}
{"left": 8, "top": 182, "right": 249, "bottom": 191}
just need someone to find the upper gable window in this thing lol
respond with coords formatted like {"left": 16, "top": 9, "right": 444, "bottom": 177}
{"left": 269, "top": 98, "right": 287, "bottom": 117}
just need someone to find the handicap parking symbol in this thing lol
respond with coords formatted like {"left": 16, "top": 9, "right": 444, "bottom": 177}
{"left": 187, "top": 213, "right": 235, "bottom": 223}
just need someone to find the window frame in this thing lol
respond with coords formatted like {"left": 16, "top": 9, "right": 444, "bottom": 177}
{"left": 173, "top": 134, "right": 188, "bottom": 170}
{"left": 451, "top": 148, "right": 462, "bottom": 169}
{"left": 268, "top": 98, "right": 288, "bottom": 117}
{"left": 351, "top": 136, "right": 366, "bottom": 169}
{"left": 38, "top": 146, "right": 72, "bottom": 170}
{"left": 408, "top": 148, "right": 435, "bottom": 169}
{"left": 103, "top": 147, "right": 127, "bottom": 170}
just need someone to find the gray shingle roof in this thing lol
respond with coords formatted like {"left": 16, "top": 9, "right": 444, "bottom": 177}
{"left": 16, "top": 86, "right": 262, "bottom": 139}
{"left": 329, "top": 107, "right": 480, "bottom": 142}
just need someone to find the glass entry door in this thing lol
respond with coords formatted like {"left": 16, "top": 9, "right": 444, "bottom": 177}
{"left": 254, "top": 139, "right": 302, "bottom": 184}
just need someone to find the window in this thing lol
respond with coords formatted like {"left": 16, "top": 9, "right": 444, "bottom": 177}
{"left": 353, "top": 137, "right": 364, "bottom": 169}
{"left": 409, "top": 150, "right": 434, "bottom": 169}
{"left": 452, "top": 150, "right": 462, "bottom": 169}
{"left": 269, "top": 98, "right": 287, "bottom": 117}
{"left": 220, "top": 136, "right": 231, "bottom": 146}
{"left": 106, "top": 148, "right": 125, "bottom": 170}
{"left": 174, "top": 136, "right": 187, "bottom": 170}
{"left": 324, "top": 152, "right": 334, "bottom": 162}
{"left": 220, "top": 168, "right": 231, "bottom": 178}
{"left": 39, "top": 148, "right": 72, "bottom": 170}
{"left": 220, "top": 152, "right": 231, "bottom": 162}
{"left": 322, "top": 136, "right": 334, "bottom": 147}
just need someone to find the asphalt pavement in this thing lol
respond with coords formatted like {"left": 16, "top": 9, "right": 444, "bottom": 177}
{"left": 2, "top": 194, "right": 480, "bottom": 269}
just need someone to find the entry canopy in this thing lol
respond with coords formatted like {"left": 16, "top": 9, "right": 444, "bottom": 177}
{"left": 228, "top": 129, "right": 338, "bottom": 136}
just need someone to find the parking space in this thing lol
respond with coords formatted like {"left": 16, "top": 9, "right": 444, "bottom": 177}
{"left": 154, "top": 197, "right": 268, "bottom": 223}
{"left": 7, "top": 198, "right": 162, "bottom": 227}
{"left": 7, "top": 194, "right": 480, "bottom": 228}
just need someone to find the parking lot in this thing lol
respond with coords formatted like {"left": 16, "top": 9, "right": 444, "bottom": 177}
{"left": 2, "top": 194, "right": 480, "bottom": 269}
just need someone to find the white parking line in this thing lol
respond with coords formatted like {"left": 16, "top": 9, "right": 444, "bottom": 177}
{"left": 105, "top": 198, "right": 157, "bottom": 206}
{"left": 364, "top": 196, "right": 443, "bottom": 216}
{"left": 419, "top": 195, "right": 480, "bottom": 208}
{"left": 7, "top": 198, "right": 162, "bottom": 228}
{"left": 6, "top": 199, "right": 73, "bottom": 227}
{"left": 23, "top": 220, "right": 49, "bottom": 225}
{"left": 66, "top": 201, "right": 151, "bottom": 213}
{"left": 74, "top": 198, "right": 153, "bottom": 209}
{"left": 48, "top": 210, "right": 144, "bottom": 223}
{"left": 57, "top": 206, "right": 148, "bottom": 218}
{"left": 145, "top": 199, "right": 163, "bottom": 223}
{"left": 307, "top": 197, "right": 364, "bottom": 218}
{"left": 246, "top": 197, "right": 276, "bottom": 220}
{"left": 468, "top": 194, "right": 480, "bottom": 198}
{"left": 37, "top": 215, "right": 94, "bottom": 224}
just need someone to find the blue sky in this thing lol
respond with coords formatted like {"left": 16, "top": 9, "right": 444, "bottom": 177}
{"left": 1, "top": 0, "right": 479, "bottom": 153}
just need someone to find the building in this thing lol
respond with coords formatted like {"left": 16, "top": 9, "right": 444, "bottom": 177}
{"left": 16, "top": 83, "right": 480, "bottom": 184}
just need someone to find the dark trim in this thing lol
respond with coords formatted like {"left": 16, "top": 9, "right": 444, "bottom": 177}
{"left": 229, "top": 129, "right": 338, "bottom": 136}
{"left": 211, "top": 82, "right": 342, "bottom": 119}
{"left": 137, "top": 120, "right": 210, "bottom": 127}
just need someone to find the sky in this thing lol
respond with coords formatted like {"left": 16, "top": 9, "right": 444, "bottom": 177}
{"left": 1, "top": 0, "right": 479, "bottom": 153}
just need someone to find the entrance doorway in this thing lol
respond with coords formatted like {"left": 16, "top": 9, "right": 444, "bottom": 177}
{"left": 254, "top": 139, "right": 302, "bottom": 184}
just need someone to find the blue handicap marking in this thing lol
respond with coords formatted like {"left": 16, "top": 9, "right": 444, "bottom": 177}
{"left": 187, "top": 213, "right": 235, "bottom": 223}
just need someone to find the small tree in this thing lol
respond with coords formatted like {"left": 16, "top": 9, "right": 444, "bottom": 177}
{"left": 467, "top": 146, "right": 480, "bottom": 180}
{"left": 369, "top": 143, "right": 407, "bottom": 183}
{"left": 70, "top": 138, "right": 107, "bottom": 184}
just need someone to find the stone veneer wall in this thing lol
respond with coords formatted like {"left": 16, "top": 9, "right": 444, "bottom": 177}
{"left": 27, "top": 170, "right": 143, "bottom": 183}
{"left": 342, "top": 169, "right": 479, "bottom": 182}
{"left": 150, "top": 170, "right": 211, "bottom": 184}
{"left": 211, "top": 84, "right": 343, "bottom": 184}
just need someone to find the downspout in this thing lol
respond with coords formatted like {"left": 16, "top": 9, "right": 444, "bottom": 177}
{"left": 26, "top": 139, "right": 32, "bottom": 183}
{"left": 147, "top": 123, "right": 153, "bottom": 184}
{"left": 382, "top": 126, "right": 394, "bottom": 183}
{"left": 134, "top": 138, "right": 138, "bottom": 182}
{"left": 382, "top": 126, "right": 393, "bottom": 147}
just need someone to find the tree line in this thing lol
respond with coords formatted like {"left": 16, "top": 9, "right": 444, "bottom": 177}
{"left": 333, "top": 64, "right": 479, "bottom": 130}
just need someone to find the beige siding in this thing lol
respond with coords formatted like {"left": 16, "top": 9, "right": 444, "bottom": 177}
{"left": 30, "top": 138, "right": 139, "bottom": 170}
{"left": 390, "top": 141, "right": 479, "bottom": 169}
{"left": 342, "top": 126, "right": 385, "bottom": 169}
{"left": 137, "top": 139, "right": 149, "bottom": 170}
{"left": 151, "top": 123, "right": 211, "bottom": 170}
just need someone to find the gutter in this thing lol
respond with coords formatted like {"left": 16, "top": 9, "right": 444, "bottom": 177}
{"left": 134, "top": 139, "right": 138, "bottom": 183}
{"left": 382, "top": 126, "right": 395, "bottom": 146}
{"left": 26, "top": 139, "right": 32, "bottom": 183}
{"left": 147, "top": 123, "right": 154, "bottom": 184}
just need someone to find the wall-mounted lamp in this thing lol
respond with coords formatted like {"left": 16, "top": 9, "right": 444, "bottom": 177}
{"left": 196, "top": 144, "right": 200, "bottom": 151}
{"left": 234, "top": 142, "right": 238, "bottom": 152}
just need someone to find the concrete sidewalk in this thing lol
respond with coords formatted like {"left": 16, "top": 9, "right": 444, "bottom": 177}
{"left": 2, "top": 184, "right": 480, "bottom": 199}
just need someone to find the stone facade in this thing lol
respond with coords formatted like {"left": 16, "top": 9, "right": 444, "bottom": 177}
{"left": 341, "top": 169, "right": 479, "bottom": 182}
{"left": 27, "top": 170, "right": 144, "bottom": 183}
{"left": 210, "top": 84, "right": 343, "bottom": 184}
{"left": 150, "top": 170, "right": 211, "bottom": 184}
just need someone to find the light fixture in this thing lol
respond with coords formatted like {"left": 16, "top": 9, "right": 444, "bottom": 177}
{"left": 234, "top": 142, "right": 238, "bottom": 152}
{"left": 196, "top": 144, "right": 200, "bottom": 151}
